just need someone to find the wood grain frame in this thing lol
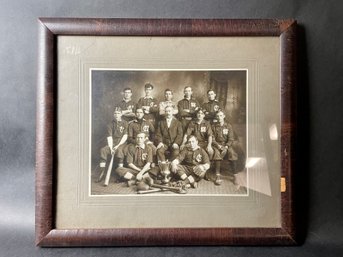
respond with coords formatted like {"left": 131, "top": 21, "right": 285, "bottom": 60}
{"left": 36, "top": 18, "right": 297, "bottom": 246}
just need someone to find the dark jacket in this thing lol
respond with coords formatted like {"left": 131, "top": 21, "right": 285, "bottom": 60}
{"left": 155, "top": 118, "right": 183, "bottom": 146}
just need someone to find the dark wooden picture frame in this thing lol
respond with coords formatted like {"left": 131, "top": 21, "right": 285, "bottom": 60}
{"left": 36, "top": 18, "right": 297, "bottom": 246}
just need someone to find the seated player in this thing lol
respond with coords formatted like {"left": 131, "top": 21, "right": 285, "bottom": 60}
{"left": 177, "top": 86, "right": 200, "bottom": 132}
{"left": 170, "top": 135, "right": 210, "bottom": 188}
{"left": 118, "top": 87, "right": 136, "bottom": 122}
{"left": 127, "top": 108, "right": 156, "bottom": 154}
{"left": 97, "top": 107, "right": 128, "bottom": 182}
{"left": 202, "top": 89, "right": 223, "bottom": 123}
{"left": 159, "top": 89, "right": 178, "bottom": 117}
{"left": 180, "top": 108, "right": 214, "bottom": 159}
{"left": 136, "top": 83, "right": 159, "bottom": 125}
{"left": 211, "top": 110, "right": 239, "bottom": 185}
{"left": 115, "top": 133, "right": 158, "bottom": 185}
{"left": 155, "top": 105, "right": 183, "bottom": 162}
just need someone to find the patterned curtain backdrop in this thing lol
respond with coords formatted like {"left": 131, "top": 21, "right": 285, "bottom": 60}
{"left": 210, "top": 77, "right": 228, "bottom": 109}
{"left": 209, "top": 71, "right": 246, "bottom": 123}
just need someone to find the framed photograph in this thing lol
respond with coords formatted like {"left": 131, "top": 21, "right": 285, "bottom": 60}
{"left": 36, "top": 18, "right": 297, "bottom": 246}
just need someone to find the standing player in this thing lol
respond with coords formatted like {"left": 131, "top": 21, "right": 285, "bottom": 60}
{"left": 155, "top": 106, "right": 183, "bottom": 162}
{"left": 171, "top": 135, "right": 210, "bottom": 188}
{"left": 202, "top": 89, "right": 223, "bottom": 123}
{"left": 159, "top": 89, "right": 178, "bottom": 117}
{"left": 137, "top": 83, "right": 159, "bottom": 125}
{"left": 177, "top": 86, "right": 200, "bottom": 132}
{"left": 211, "top": 110, "right": 238, "bottom": 185}
{"left": 97, "top": 107, "right": 128, "bottom": 182}
{"left": 118, "top": 88, "right": 136, "bottom": 122}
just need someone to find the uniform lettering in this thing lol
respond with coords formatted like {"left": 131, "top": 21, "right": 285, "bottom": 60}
{"left": 142, "top": 153, "right": 148, "bottom": 160}
{"left": 195, "top": 153, "right": 202, "bottom": 162}
{"left": 143, "top": 125, "right": 149, "bottom": 132}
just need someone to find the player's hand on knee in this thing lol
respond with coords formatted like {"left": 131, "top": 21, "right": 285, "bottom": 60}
{"left": 193, "top": 165, "right": 206, "bottom": 177}
{"left": 171, "top": 163, "right": 178, "bottom": 173}
{"left": 172, "top": 143, "right": 179, "bottom": 149}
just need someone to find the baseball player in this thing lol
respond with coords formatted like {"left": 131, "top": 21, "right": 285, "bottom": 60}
{"left": 118, "top": 87, "right": 136, "bottom": 122}
{"left": 115, "top": 132, "right": 158, "bottom": 185}
{"left": 97, "top": 107, "right": 128, "bottom": 182}
{"left": 136, "top": 83, "right": 159, "bottom": 125}
{"left": 177, "top": 86, "right": 200, "bottom": 132}
{"left": 159, "top": 89, "right": 178, "bottom": 117}
{"left": 180, "top": 108, "right": 214, "bottom": 159}
{"left": 155, "top": 105, "right": 183, "bottom": 162}
{"left": 202, "top": 89, "right": 223, "bottom": 123}
{"left": 211, "top": 110, "right": 238, "bottom": 185}
{"left": 127, "top": 108, "right": 156, "bottom": 154}
{"left": 171, "top": 135, "right": 210, "bottom": 188}
{"left": 128, "top": 108, "right": 155, "bottom": 144}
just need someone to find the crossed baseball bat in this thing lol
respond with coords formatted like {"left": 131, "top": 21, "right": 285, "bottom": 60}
{"left": 137, "top": 178, "right": 188, "bottom": 194}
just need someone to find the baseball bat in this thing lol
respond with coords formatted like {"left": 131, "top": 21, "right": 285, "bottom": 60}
{"left": 103, "top": 153, "right": 114, "bottom": 186}
{"left": 137, "top": 188, "right": 166, "bottom": 194}
{"left": 150, "top": 183, "right": 187, "bottom": 194}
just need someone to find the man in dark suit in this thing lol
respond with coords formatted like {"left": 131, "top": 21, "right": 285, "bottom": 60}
{"left": 155, "top": 106, "right": 183, "bottom": 162}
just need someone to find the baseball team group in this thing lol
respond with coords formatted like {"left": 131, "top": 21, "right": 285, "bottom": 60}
{"left": 95, "top": 82, "right": 245, "bottom": 191}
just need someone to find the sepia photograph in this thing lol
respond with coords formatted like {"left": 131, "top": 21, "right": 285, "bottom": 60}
{"left": 90, "top": 70, "right": 247, "bottom": 195}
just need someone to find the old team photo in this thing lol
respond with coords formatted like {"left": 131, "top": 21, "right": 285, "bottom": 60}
{"left": 91, "top": 70, "right": 247, "bottom": 195}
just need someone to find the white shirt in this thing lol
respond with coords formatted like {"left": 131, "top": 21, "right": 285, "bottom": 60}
{"left": 166, "top": 118, "right": 173, "bottom": 128}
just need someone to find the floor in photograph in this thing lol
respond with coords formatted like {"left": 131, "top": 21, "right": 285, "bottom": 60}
{"left": 91, "top": 168, "right": 247, "bottom": 195}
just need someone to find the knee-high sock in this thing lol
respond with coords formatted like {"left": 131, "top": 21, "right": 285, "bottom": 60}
{"left": 215, "top": 161, "right": 221, "bottom": 175}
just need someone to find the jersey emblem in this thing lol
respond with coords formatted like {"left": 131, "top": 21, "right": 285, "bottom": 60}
{"left": 142, "top": 125, "right": 149, "bottom": 132}
{"left": 200, "top": 126, "right": 207, "bottom": 132}
{"left": 195, "top": 154, "right": 202, "bottom": 162}
{"left": 223, "top": 128, "right": 229, "bottom": 135}
{"left": 142, "top": 153, "right": 148, "bottom": 160}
